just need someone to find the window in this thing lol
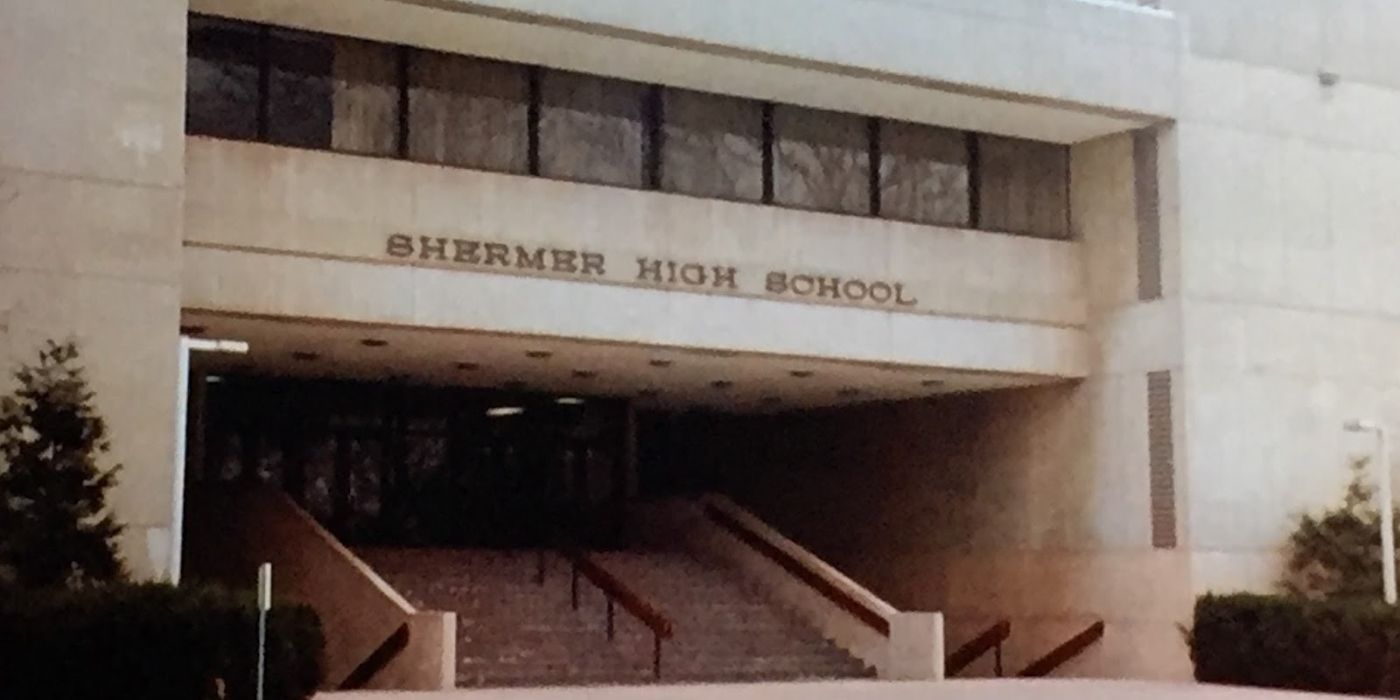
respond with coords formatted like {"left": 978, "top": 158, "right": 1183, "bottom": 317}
{"left": 975, "top": 135, "right": 1071, "bottom": 239}
{"left": 407, "top": 51, "right": 529, "bottom": 173}
{"left": 183, "top": 14, "right": 1078, "bottom": 242}
{"left": 186, "top": 16, "right": 261, "bottom": 139}
{"left": 660, "top": 88, "right": 764, "bottom": 202}
{"left": 265, "top": 29, "right": 334, "bottom": 149}
{"left": 329, "top": 38, "right": 399, "bottom": 157}
{"left": 773, "top": 105, "right": 870, "bottom": 215}
{"left": 539, "top": 70, "right": 647, "bottom": 188}
{"left": 880, "top": 121, "right": 970, "bottom": 227}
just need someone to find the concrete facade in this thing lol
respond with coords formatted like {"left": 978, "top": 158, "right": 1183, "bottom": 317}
{"left": 0, "top": 0, "right": 1393, "bottom": 683}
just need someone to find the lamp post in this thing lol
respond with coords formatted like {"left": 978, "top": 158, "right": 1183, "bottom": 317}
{"left": 1344, "top": 419, "right": 1397, "bottom": 605}
{"left": 169, "top": 336, "right": 249, "bottom": 585}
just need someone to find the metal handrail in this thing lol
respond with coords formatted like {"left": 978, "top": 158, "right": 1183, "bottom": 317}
{"left": 538, "top": 548, "right": 675, "bottom": 679}
{"left": 702, "top": 502, "right": 891, "bottom": 636}
{"left": 1017, "top": 620, "right": 1104, "bottom": 677}
{"left": 945, "top": 620, "right": 1011, "bottom": 677}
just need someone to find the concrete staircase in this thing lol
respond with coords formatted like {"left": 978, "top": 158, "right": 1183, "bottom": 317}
{"left": 356, "top": 547, "right": 873, "bottom": 687}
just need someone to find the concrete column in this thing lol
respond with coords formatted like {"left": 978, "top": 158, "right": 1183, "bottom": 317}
{"left": 884, "top": 612, "right": 945, "bottom": 681}
{"left": 0, "top": 0, "right": 187, "bottom": 580}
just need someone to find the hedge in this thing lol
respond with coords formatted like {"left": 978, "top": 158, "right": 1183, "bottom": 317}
{"left": 1190, "top": 593, "right": 1400, "bottom": 695}
{"left": 0, "top": 582, "right": 324, "bottom": 700}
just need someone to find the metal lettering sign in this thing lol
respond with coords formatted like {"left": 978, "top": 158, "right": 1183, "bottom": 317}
{"left": 385, "top": 234, "right": 919, "bottom": 310}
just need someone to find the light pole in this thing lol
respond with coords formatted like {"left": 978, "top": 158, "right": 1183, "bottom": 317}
{"left": 1344, "top": 418, "right": 1397, "bottom": 605}
{"left": 169, "top": 336, "right": 249, "bottom": 585}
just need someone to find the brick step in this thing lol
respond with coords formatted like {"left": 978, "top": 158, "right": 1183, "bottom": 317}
{"left": 359, "top": 546, "right": 874, "bottom": 688}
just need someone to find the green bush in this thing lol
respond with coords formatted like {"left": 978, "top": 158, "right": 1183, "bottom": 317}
{"left": 1190, "top": 593, "right": 1400, "bottom": 695}
{"left": 0, "top": 582, "right": 324, "bottom": 700}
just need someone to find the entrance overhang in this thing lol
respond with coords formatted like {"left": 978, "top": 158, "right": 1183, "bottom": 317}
{"left": 182, "top": 310, "right": 1074, "bottom": 413}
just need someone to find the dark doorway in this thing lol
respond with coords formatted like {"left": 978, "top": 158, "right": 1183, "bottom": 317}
{"left": 193, "top": 375, "right": 630, "bottom": 549}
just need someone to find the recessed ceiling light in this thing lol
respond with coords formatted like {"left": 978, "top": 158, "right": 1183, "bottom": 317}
{"left": 837, "top": 387, "right": 861, "bottom": 398}
{"left": 361, "top": 338, "right": 388, "bottom": 348}
{"left": 711, "top": 380, "right": 734, "bottom": 390}
{"left": 456, "top": 362, "right": 480, "bottom": 371}
{"left": 789, "top": 370, "right": 814, "bottom": 379}
{"left": 556, "top": 397, "right": 585, "bottom": 406}
{"left": 179, "top": 324, "right": 207, "bottom": 336}
{"left": 205, "top": 375, "right": 224, "bottom": 384}
{"left": 525, "top": 350, "right": 553, "bottom": 360}
{"left": 291, "top": 351, "right": 319, "bottom": 362}
{"left": 649, "top": 359, "right": 673, "bottom": 368}
{"left": 503, "top": 380, "right": 527, "bottom": 392}
{"left": 486, "top": 406, "right": 525, "bottom": 418}
{"left": 572, "top": 369, "right": 597, "bottom": 379}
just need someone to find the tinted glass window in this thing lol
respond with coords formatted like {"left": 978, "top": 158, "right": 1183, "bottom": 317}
{"left": 976, "top": 135, "right": 1071, "bottom": 239}
{"left": 186, "top": 16, "right": 261, "bottom": 139}
{"left": 880, "top": 121, "right": 970, "bottom": 227}
{"left": 266, "top": 29, "right": 333, "bottom": 149}
{"left": 773, "top": 105, "right": 870, "bottom": 215}
{"left": 329, "top": 38, "right": 399, "bottom": 156}
{"left": 407, "top": 51, "right": 528, "bottom": 173}
{"left": 660, "top": 88, "right": 764, "bottom": 202}
{"left": 539, "top": 70, "right": 646, "bottom": 188}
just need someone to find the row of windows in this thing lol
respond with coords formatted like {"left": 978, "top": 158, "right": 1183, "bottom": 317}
{"left": 188, "top": 15, "right": 1071, "bottom": 239}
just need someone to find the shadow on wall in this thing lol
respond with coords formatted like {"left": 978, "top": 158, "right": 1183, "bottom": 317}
{"left": 656, "top": 383, "right": 1193, "bottom": 679}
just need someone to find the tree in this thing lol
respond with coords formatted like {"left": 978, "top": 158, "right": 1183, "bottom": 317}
{"left": 0, "top": 340, "right": 125, "bottom": 589}
{"left": 1280, "top": 457, "right": 1400, "bottom": 600}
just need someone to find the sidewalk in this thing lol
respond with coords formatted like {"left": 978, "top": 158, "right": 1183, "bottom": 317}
{"left": 324, "top": 679, "right": 1361, "bottom": 700}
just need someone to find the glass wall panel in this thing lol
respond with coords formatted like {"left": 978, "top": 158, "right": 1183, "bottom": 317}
{"left": 773, "top": 105, "right": 870, "bottom": 215}
{"left": 186, "top": 16, "right": 261, "bottom": 140}
{"left": 880, "top": 121, "right": 970, "bottom": 227}
{"left": 266, "top": 29, "right": 334, "bottom": 149}
{"left": 976, "top": 135, "right": 1071, "bottom": 239}
{"left": 660, "top": 88, "right": 764, "bottom": 202}
{"left": 539, "top": 70, "right": 646, "bottom": 188}
{"left": 330, "top": 38, "right": 399, "bottom": 156}
{"left": 407, "top": 51, "right": 528, "bottom": 173}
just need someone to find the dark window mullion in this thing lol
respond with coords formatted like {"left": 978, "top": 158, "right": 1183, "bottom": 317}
{"left": 396, "top": 46, "right": 411, "bottom": 159}
{"left": 643, "top": 85, "right": 664, "bottom": 190}
{"left": 527, "top": 66, "right": 542, "bottom": 176}
{"left": 966, "top": 131, "right": 981, "bottom": 229}
{"left": 761, "top": 101, "right": 775, "bottom": 204}
{"left": 867, "top": 117, "right": 882, "bottom": 218}
{"left": 256, "top": 26, "right": 271, "bottom": 141}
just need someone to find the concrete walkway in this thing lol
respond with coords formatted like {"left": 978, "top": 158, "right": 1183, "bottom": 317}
{"left": 324, "top": 679, "right": 1360, "bottom": 700}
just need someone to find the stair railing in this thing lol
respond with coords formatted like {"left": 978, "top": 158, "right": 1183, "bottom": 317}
{"left": 540, "top": 548, "right": 675, "bottom": 679}
{"left": 1017, "top": 620, "right": 1104, "bottom": 677}
{"left": 945, "top": 620, "right": 1011, "bottom": 677}
{"left": 702, "top": 501, "right": 891, "bottom": 636}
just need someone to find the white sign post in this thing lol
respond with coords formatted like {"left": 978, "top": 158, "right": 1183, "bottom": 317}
{"left": 257, "top": 562, "right": 272, "bottom": 700}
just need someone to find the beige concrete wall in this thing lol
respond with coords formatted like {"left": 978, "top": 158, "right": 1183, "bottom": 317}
{"left": 0, "top": 0, "right": 186, "bottom": 580}
{"left": 670, "top": 127, "right": 1193, "bottom": 680}
{"left": 182, "top": 138, "right": 1089, "bottom": 378}
{"left": 368, "top": 611, "right": 459, "bottom": 691}
{"left": 1157, "top": 0, "right": 1400, "bottom": 595}
{"left": 687, "top": 387, "right": 1191, "bottom": 681}
{"left": 185, "top": 486, "right": 455, "bottom": 690}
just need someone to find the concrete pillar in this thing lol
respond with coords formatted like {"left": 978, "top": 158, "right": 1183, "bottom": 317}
{"left": 0, "top": 0, "right": 186, "bottom": 580}
{"left": 884, "top": 612, "right": 945, "bottom": 681}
